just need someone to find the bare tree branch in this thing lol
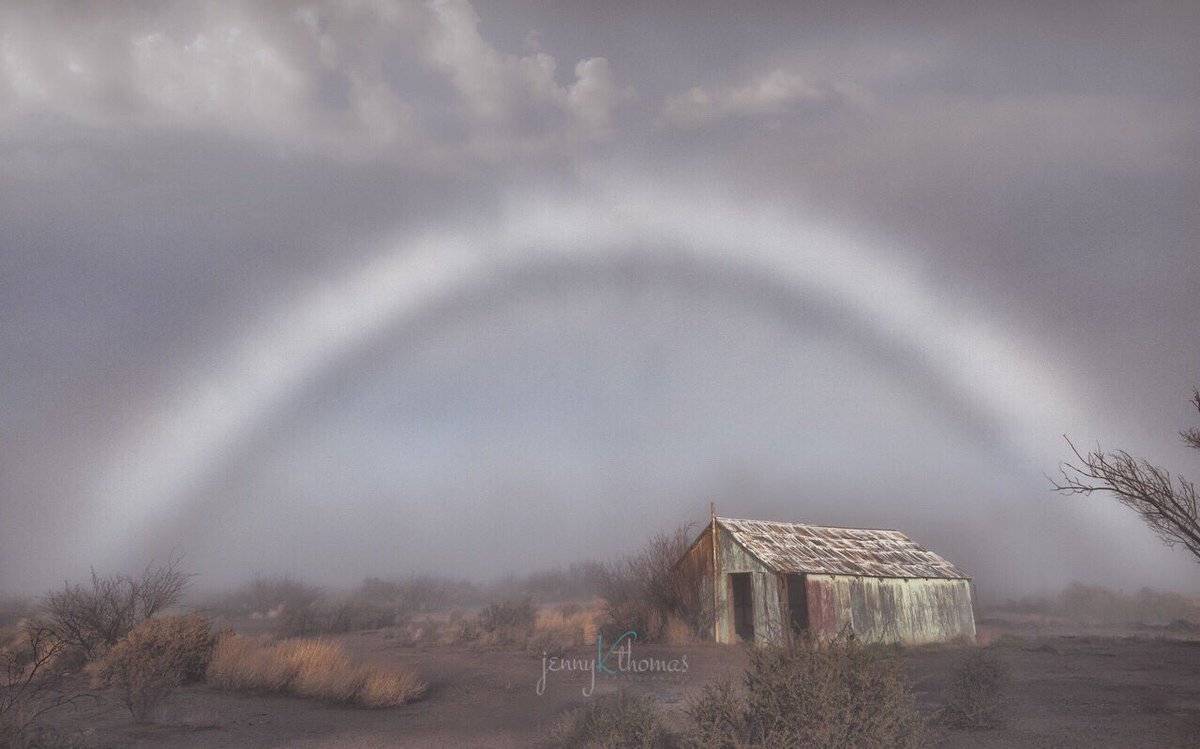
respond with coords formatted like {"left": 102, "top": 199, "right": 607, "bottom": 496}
{"left": 1052, "top": 387, "right": 1200, "bottom": 564}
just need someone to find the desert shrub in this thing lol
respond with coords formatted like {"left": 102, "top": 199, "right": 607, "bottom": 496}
{"left": 549, "top": 691, "right": 674, "bottom": 748}
{"left": 684, "top": 631, "right": 924, "bottom": 748}
{"left": 0, "top": 598, "right": 34, "bottom": 629}
{"left": 937, "top": 649, "right": 1010, "bottom": 730}
{"left": 1, "top": 624, "right": 80, "bottom": 746}
{"left": 87, "top": 614, "right": 216, "bottom": 723}
{"left": 359, "top": 575, "right": 481, "bottom": 613}
{"left": 686, "top": 681, "right": 750, "bottom": 748}
{"left": 207, "top": 575, "right": 323, "bottom": 620}
{"left": 598, "top": 525, "right": 711, "bottom": 642}
{"left": 205, "top": 634, "right": 425, "bottom": 707}
{"left": 479, "top": 597, "right": 536, "bottom": 633}
{"left": 275, "top": 594, "right": 401, "bottom": 638}
{"left": 487, "top": 562, "right": 608, "bottom": 604}
{"left": 42, "top": 556, "right": 192, "bottom": 659}
{"left": 995, "top": 583, "right": 1200, "bottom": 626}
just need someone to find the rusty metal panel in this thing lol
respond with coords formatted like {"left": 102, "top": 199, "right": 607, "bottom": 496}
{"left": 809, "top": 574, "right": 976, "bottom": 645}
{"left": 682, "top": 517, "right": 976, "bottom": 646}
{"left": 805, "top": 575, "right": 840, "bottom": 635}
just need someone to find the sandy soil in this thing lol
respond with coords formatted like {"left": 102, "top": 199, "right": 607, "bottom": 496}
{"left": 41, "top": 628, "right": 1200, "bottom": 748}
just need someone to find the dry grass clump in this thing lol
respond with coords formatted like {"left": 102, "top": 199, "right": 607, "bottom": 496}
{"left": 684, "top": 630, "right": 924, "bottom": 748}
{"left": 549, "top": 691, "right": 675, "bottom": 748}
{"left": 205, "top": 634, "right": 425, "bottom": 707}
{"left": 937, "top": 648, "right": 1011, "bottom": 730}
{"left": 87, "top": 614, "right": 217, "bottom": 723}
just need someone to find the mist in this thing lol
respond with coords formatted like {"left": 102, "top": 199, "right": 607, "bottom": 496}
{"left": 2, "top": 0, "right": 1198, "bottom": 602}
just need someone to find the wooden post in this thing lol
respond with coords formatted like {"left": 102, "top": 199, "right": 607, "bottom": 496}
{"left": 710, "top": 502, "right": 719, "bottom": 641}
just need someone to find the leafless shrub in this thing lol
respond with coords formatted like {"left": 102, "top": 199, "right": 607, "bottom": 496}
{"left": 685, "top": 681, "right": 750, "bottom": 748}
{"left": 598, "top": 525, "right": 712, "bottom": 642}
{"left": 41, "top": 555, "right": 192, "bottom": 660}
{"left": 684, "top": 630, "right": 924, "bottom": 748}
{"left": 87, "top": 614, "right": 216, "bottom": 723}
{"left": 1, "top": 623, "right": 87, "bottom": 746}
{"left": 479, "top": 597, "right": 536, "bottom": 633}
{"left": 548, "top": 691, "right": 675, "bottom": 748}
{"left": 206, "top": 575, "right": 323, "bottom": 620}
{"left": 205, "top": 634, "right": 425, "bottom": 707}
{"left": 275, "top": 594, "right": 401, "bottom": 638}
{"left": 0, "top": 598, "right": 35, "bottom": 629}
{"left": 937, "top": 649, "right": 1011, "bottom": 731}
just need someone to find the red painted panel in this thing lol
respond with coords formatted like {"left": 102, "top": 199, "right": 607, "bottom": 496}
{"left": 806, "top": 577, "right": 837, "bottom": 635}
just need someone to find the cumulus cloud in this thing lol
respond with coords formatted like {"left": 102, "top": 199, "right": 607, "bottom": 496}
{"left": 0, "top": 0, "right": 622, "bottom": 161}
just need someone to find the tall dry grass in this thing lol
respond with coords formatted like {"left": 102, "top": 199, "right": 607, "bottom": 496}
{"left": 206, "top": 634, "right": 425, "bottom": 707}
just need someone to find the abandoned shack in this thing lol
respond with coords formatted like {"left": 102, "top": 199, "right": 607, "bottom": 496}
{"left": 676, "top": 515, "right": 975, "bottom": 646}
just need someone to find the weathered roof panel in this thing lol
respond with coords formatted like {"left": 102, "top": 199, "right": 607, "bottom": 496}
{"left": 716, "top": 516, "right": 968, "bottom": 579}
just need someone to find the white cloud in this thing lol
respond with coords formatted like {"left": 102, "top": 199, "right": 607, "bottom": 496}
{"left": 661, "top": 68, "right": 829, "bottom": 129}
{"left": 0, "top": 0, "right": 623, "bottom": 161}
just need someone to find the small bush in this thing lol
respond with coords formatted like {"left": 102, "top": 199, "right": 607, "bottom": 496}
{"left": 549, "top": 691, "right": 674, "bottom": 748}
{"left": 87, "top": 614, "right": 216, "bottom": 723}
{"left": 205, "top": 634, "right": 425, "bottom": 707}
{"left": 598, "top": 525, "right": 711, "bottom": 642}
{"left": 275, "top": 595, "right": 401, "bottom": 638}
{"left": 684, "top": 630, "right": 924, "bottom": 748}
{"left": 1, "top": 624, "right": 78, "bottom": 746}
{"left": 938, "top": 649, "right": 1010, "bottom": 730}
{"left": 42, "top": 556, "right": 192, "bottom": 659}
{"left": 686, "top": 681, "right": 750, "bottom": 748}
{"left": 479, "top": 597, "right": 536, "bottom": 633}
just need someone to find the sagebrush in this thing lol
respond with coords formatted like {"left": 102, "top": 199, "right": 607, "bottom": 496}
{"left": 87, "top": 613, "right": 216, "bottom": 723}
{"left": 685, "top": 630, "right": 924, "bottom": 748}
{"left": 938, "top": 648, "right": 1010, "bottom": 730}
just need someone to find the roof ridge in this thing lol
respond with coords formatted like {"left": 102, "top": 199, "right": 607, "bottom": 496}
{"left": 715, "top": 516, "right": 905, "bottom": 535}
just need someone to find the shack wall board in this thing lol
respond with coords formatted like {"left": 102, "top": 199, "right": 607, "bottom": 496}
{"left": 715, "top": 524, "right": 784, "bottom": 644}
{"left": 805, "top": 574, "right": 975, "bottom": 645}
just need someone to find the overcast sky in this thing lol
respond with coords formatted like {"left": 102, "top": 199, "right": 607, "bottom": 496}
{"left": 2, "top": 1, "right": 1197, "bottom": 596}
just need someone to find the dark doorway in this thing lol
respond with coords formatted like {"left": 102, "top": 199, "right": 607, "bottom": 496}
{"left": 787, "top": 574, "right": 808, "bottom": 635}
{"left": 730, "top": 573, "right": 755, "bottom": 641}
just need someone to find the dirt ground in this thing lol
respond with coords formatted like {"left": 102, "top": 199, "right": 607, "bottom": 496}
{"left": 41, "top": 625, "right": 1200, "bottom": 748}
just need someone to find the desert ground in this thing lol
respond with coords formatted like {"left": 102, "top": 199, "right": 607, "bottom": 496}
{"left": 29, "top": 615, "right": 1200, "bottom": 748}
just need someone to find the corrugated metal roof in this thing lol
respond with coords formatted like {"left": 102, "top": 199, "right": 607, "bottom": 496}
{"left": 716, "top": 516, "right": 968, "bottom": 579}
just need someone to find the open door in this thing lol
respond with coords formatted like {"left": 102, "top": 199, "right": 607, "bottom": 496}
{"left": 730, "top": 573, "right": 755, "bottom": 641}
{"left": 787, "top": 574, "right": 808, "bottom": 636}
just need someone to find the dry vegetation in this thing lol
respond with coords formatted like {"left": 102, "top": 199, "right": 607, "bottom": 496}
{"left": 596, "top": 525, "right": 710, "bottom": 642}
{"left": 42, "top": 555, "right": 192, "bottom": 660}
{"left": 549, "top": 691, "right": 676, "bottom": 749}
{"left": 206, "top": 634, "right": 425, "bottom": 707}
{"left": 0, "top": 624, "right": 82, "bottom": 748}
{"left": 87, "top": 614, "right": 217, "bottom": 722}
{"left": 683, "top": 630, "right": 925, "bottom": 748}
{"left": 937, "top": 649, "right": 1011, "bottom": 730}
{"left": 993, "top": 583, "right": 1200, "bottom": 628}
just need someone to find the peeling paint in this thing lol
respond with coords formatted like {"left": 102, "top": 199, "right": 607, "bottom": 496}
{"left": 679, "top": 516, "right": 976, "bottom": 646}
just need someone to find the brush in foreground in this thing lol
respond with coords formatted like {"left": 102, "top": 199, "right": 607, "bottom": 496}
{"left": 206, "top": 635, "right": 425, "bottom": 707}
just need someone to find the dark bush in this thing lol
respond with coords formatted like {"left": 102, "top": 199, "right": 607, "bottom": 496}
{"left": 684, "top": 630, "right": 924, "bottom": 748}
{"left": 938, "top": 649, "right": 1010, "bottom": 730}
{"left": 598, "top": 525, "right": 711, "bottom": 642}
{"left": 479, "top": 597, "right": 536, "bottom": 633}
{"left": 550, "top": 691, "right": 675, "bottom": 748}
{"left": 87, "top": 614, "right": 216, "bottom": 723}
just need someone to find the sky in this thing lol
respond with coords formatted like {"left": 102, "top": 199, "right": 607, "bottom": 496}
{"left": 2, "top": 0, "right": 1198, "bottom": 597}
